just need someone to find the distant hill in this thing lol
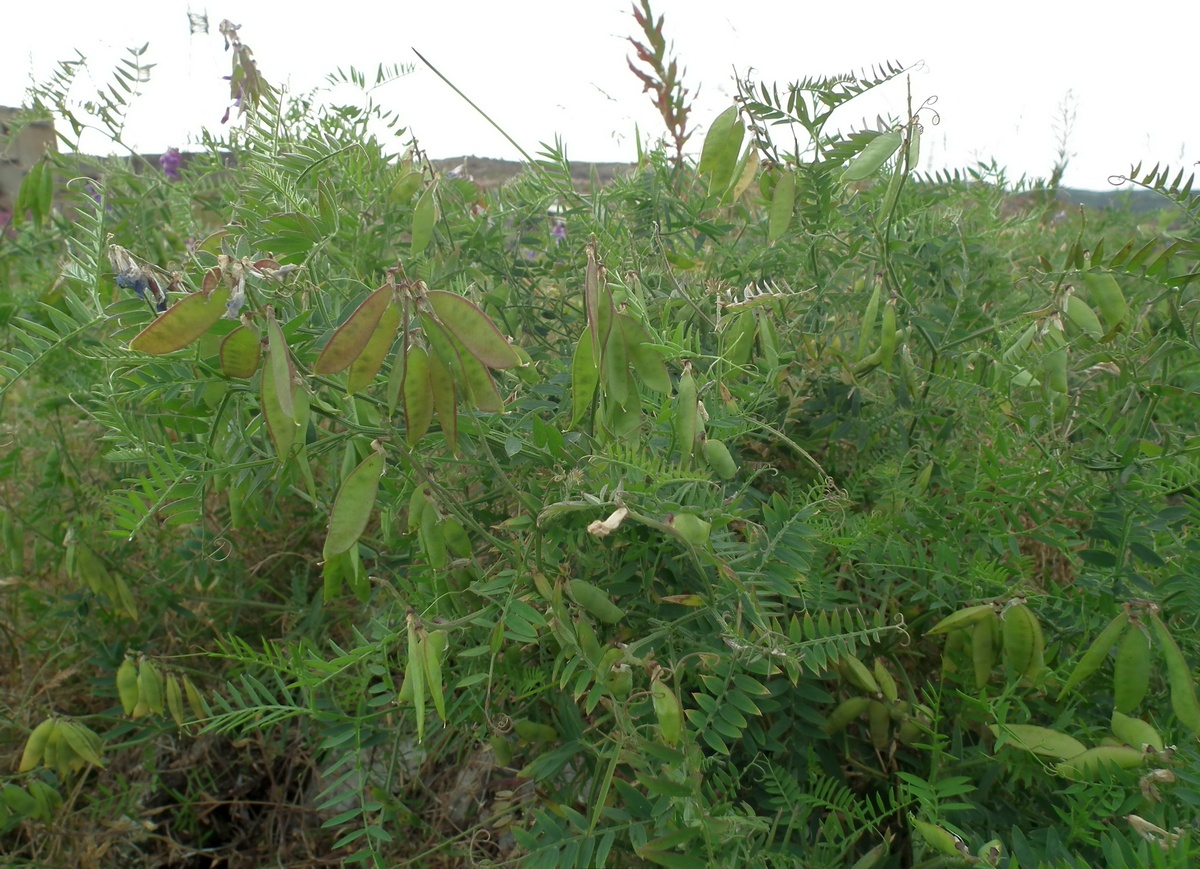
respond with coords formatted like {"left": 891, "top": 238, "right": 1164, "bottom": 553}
{"left": 429, "top": 155, "right": 635, "bottom": 193}
{"left": 1057, "top": 187, "right": 1181, "bottom": 215}
{"left": 431, "top": 156, "right": 1188, "bottom": 216}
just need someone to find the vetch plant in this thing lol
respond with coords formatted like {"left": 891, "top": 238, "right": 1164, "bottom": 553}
{"left": 2, "top": 5, "right": 1200, "bottom": 867}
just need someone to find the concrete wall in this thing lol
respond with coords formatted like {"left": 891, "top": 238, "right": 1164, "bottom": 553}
{"left": 0, "top": 107, "right": 57, "bottom": 211}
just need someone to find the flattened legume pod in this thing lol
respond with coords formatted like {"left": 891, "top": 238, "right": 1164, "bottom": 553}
{"left": 129, "top": 275, "right": 230, "bottom": 355}
{"left": 322, "top": 441, "right": 385, "bottom": 559}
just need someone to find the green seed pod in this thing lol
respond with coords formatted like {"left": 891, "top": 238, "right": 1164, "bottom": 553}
{"left": 897, "top": 716, "right": 923, "bottom": 746}
{"left": 1002, "top": 603, "right": 1044, "bottom": 683}
{"left": 441, "top": 517, "right": 472, "bottom": 559}
{"left": 858, "top": 278, "right": 882, "bottom": 358}
{"left": 419, "top": 506, "right": 448, "bottom": 570}
{"left": 669, "top": 512, "right": 711, "bottom": 548}
{"left": 411, "top": 183, "right": 438, "bottom": 256}
{"left": 41, "top": 721, "right": 62, "bottom": 774}
{"left": 1111, "top": 709, "right": 1164, "bottom": 752}
{"left": 1060, "top": 611, "right": 1131, "bottom": 697}
{"left": 651, "top": 675, "right": 683, "bottom": 746}
{"left": 911, "top": 817, "right": 968, "bottom": 858}
{"left": 26, "top": 778, "right": 62, "bottom": 822}
{"left": 1056, "top": 745, "right": 1145, "bottom": 780}
{"left": 219, "top": 325, "right": 261, "bottom": 378}
{"left": 728, "top": 145, "right": 760, "bottom": 204}
{"left": 347, "top": 299, "right": 400, "bottom": 395}
{"left": 1064, "top": 294, "right": 1104, "bottom": 340}
{"left": 1044, "top": 344, "right": 1069, "bottom": 395}
{"left": 698, "top": 105, "right": 745, "bottom": 195}
{"left": 926, "top": 603, "right": 999, "bottom": 636}
{"left": 768, "top": 168, "right": 796, "bottom": 243}
{"left": 888, "top": 699, "right": 911, "bottom": 722}
{"left": 422, "top": 630, "right": 447, "bottom": 721}
{"left": 843, "top": 130, "right": 904, "bottom": 183}
{"left": 513, "top": 720, "right": 559, "bottom": 743}
{"left": 408, "top": 485, "right": 432, "bottom": 533}
{"left": 621, "top": 314, "right": 671, "bottom": 394}
{"left": 879, "top": 301, "right": 897, "bottom": 373}
{"left": 128, "top": 278, "right": 231, "bottom": 355}
{"left": 425, "top": 290, "right": 522, "bottom": 370}
{"left": 18, "top": 719, "right": 56, "bottom": 773}
{"left": 490, "top": 734, "right": 513, "bottom": 766}
{"left": 166, "top": 675, "right": 185, "bottom": 728}
{"left": 322, "top": 442, "right": 385, "bottom": 560}
{"left": 601, "top": 315, "right": 633, "bottom": 409}
{"left": 874, "top": 659, "right": 898, "bottom": 704}
{"left": 701, "top": 436, "right": 738, "bottom": 480}
{"left": 907, "top": 122, "right": 922, "bottom": 169}
{"left": 915, "top": 459, "right": 934, "bottom": 495}
{"left": 1148, "top": 613, "right": 1200, "bottom": 735}
{"left": 1112, "top": 624, "right": 1152, "bottom": 714}
{"left": 988, "top": 723, "right": 1086, "bottom": 759}
{"left": 823, "top": 696, "right": 871, "bottom": 734}
{"left": 1082, "top": 271, "right": 1128, "bottom": 332}
{"left": 183, "top": 676, "right": 208, "bottom": 722}
{"left": 264, "top": 308, "right": 295, "bottom": 421}
{"left": 402, "top": 344, "right": 435, "bottom": 446}
{"left": 868, "top": 700, "right": 891, "bottom": 750}
{"left": 136, "top": 658, "right": 164, "bottom": 717}
{"left": 427, "top": 348, "right": 458, "bottom": 454}
{"left": 972, "top": 612, "right": 1000, "bottom": 690}
{"left": 568, "top": 579, "right": 625, "bottom": 625}
{"left": 405, "top": 617, "right": 426, "bottom": 740}
{"left": 841, "top": 655, "right": 880, "bottom": 694}
{"left": 571, "top": 325, "right": 599, "bottom": 429}
{"left": 116, "top": 658, "right": 139, "bottom": 716}
{"left": 574, "top": 614, "right": 603, "bottom": 664}
{"left": 725, "top": 310, "right": 757, "bottom": 368}
{"left": 675, "top": 363, "right": 699, "bottom": 467}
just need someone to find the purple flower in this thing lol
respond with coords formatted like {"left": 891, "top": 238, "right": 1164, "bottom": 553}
{"left": 160, "top": 148, "right": 182, "bottom": 182}
{"left": 550, "top": 221, "right": 566, "bottom": 243}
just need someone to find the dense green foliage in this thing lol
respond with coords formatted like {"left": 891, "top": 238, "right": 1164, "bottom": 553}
{"left": 3, "top": 10, "right": 1200, "bottom": 868}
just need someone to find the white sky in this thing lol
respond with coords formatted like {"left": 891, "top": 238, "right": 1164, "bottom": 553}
{"left": 2, "top": 1, "right": 1195, "bottom": 191}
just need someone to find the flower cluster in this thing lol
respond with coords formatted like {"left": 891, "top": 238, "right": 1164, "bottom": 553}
{"left": 159, "top": 148, "right": 182, "bottom": 182}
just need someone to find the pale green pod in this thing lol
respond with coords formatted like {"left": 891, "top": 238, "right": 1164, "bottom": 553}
{"left": 843, "top": 130, "right": 903, "bottom": 183}
{"left": 988, "top": 723, "right": 1087, "bottom": 759}
{"left": 322, "top": 443, "right": 385, "bottom": 559}
{"left": 1111, "top": 709, "right": 1164, "bottom": 752}
{"left": 314, "top": 285, "right": 391, "bottom": 375}
{"left": 1113, "top": 624, "right": 1152, "bottom": 714}
{"left": 1060, "top": 611, "right": 1130, "bottom": 697}
{"left": 425, "top": 290, "right": 522, "bottom": 369}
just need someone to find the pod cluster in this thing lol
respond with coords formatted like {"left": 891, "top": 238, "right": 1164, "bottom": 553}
{"left": 397, "top": 612, "right": 449, "bottom": 744}
{"left": 115, "top": 655, "right": 207, "bottom": 728}
{"left": 822, "top": 653, "right": 930, "bottom": 751}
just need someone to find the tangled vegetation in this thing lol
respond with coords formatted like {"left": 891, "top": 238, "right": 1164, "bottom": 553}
{"left": 2, "top": 6, "right": 1200, "bottom": 867}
